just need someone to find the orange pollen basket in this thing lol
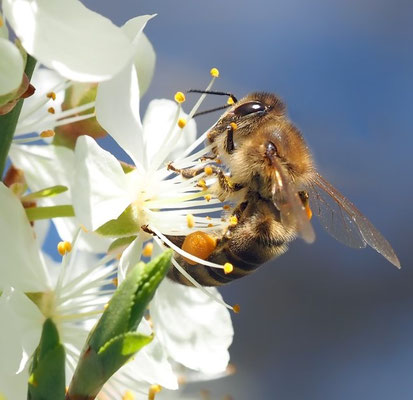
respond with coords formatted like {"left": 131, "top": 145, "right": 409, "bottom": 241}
{"left": 181, "top": 231, "right": 217, "bottom": 265}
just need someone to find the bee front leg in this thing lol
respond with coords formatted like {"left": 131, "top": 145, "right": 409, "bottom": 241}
{"left": 167, "top": 162, "right": 207, "bottom": 179}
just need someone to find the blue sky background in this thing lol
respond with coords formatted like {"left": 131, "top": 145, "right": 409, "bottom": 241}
{"left": 80, "top": 1, "right": 413, "bottom": 398}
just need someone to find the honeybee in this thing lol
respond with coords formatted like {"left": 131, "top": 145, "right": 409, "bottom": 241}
{"left": 167, "top": 92, "right": 400, "bottom": 286}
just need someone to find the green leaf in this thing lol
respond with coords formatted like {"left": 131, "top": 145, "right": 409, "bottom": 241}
{"left": 95, "top": 204, "right": 141, "bottom": 237}
{"left": 25, "top": 205, "right": 75, "bottom": 221}
{"left": 89, "top": 250, "right": 172, "bottom": 350}
{"left": 21, "top": 185, "right": 68, "bottom": 201}
{"left": 66, "top": 250, "right": 172, "bottom": 399}
{"left": 28, "top": 318, "right": 65, "bottom": 400}
{"left": 97, "top": 332, "right": 153, "bottom": 379}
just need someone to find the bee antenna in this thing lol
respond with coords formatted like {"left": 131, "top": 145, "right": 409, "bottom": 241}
{"left": 187, "top": 89, "right": 238, "bottom": 104}
{"left": 193, "top": 104, "right": 231, "bottom": 118}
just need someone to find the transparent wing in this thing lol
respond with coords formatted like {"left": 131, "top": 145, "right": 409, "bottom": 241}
{"left": 308, "top": 172, "right": 400, "bottom": 268}
{"left": 271, "top": 158, "right": 315, "bottom": 244}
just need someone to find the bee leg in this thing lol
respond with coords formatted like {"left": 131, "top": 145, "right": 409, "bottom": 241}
{"left": 216, "top": 169, "right": 244, "bottom": 195}
{"left": 167, "top": 162, "right": 207, "bottom": 179}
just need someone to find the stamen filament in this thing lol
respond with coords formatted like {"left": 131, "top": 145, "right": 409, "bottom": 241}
{"left": 170, "top": 257, "right": 234, "bottom": 311}
{"left": 188, "top": 76, "right": 217, "bottom": 120}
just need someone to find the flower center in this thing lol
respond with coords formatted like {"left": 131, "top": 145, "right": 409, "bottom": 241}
{"left": 26, "top": 290, "right": 57, "bottom": 319}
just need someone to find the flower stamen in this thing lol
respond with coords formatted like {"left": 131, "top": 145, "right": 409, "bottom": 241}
{"left": 174, "top": 91, "right": 186, "bottom": 103}
{"left": 186, "top": 214, "right": 195, "bottom": 228}
{"left": 210, "top": 67, "right": 220, "bottom": 78}
{"left": 224, "top": 263, "right": 233, "bottom": 274}
{"left": 57, "top": 241, "right": 72, "bottom": 256}
{"left": 177, "top": 117, "right": 187, "bottom": 128}
{"left": 148, "top": 385, "right": 162, "bottom": 400}
{"left": 46, "top": 91, "right": 57, "bottom": 100}
{"left": 40, "top": 129, "right": 55, "bottom": 138}
{"left": 142, "top": 242, "right": 154, "bottom": 257}
{"left": 122, "top": 390, "right": 135, "bottom": 400}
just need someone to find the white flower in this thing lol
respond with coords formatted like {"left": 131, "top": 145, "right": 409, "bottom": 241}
{"left": 1, "top": 0, "right": 144, "bottom": 82}
{"left": 0, "top": 183, "right": 117, "bottom": 398}
{"left": 74, "top": 66, "right": 228, "bottom": 263}
{"left": 8, "top": 14, "right": 155, "bottom": 248}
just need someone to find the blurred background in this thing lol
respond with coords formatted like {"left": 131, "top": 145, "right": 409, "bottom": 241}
{"left": 84, "top": 1, "right": 412, "bottom": 399}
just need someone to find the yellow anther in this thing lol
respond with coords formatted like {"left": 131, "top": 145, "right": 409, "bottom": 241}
{"left": 148, "top": 384, "right": 162, "bottom": 400}
{"left": 206, "top": 216, "right": 212, "bottom": 220}
{"left": 198, "top": 178, "right": 207, "bottom": 189}
{"left": 233, "top": 304, "right": 241, "bottom": 314}
{"left": 40, "top": 129, "right": 55, "bottom": 138}
{"left": 210, "top": 67, "right": 220, "bottom": 78}
{"left": 227, "top": 97, "right": 235, "bottom": 105}
{"left": 204, "top": 166, "right": 213, "bottom": 175}
{"left": 229, "top": 215, "right": 238, "bottom": 226}
{"left": 223, "top": 205, "right": 231, "bottom": 211}
{"left": 142, "top": 242, "right": 154, "bottom": 257}
{"left": 216, "top": 159, "right": 222, "bottom": 164}
{"left": 174, "top": 91, "right": 186, "bottom": 103}
{"left": 186, "top": 214, "right": 195, "bottom": 228}
{"left": 207, "top": 223, "right": 213, "bottom": 228}
{"left": 46, "top": 91, "right": 57, "bottom": 101}
{"left": 230, "top": 122, "right": 238, "bottom": 131}
{"left": 104, "top": 303, "right": 109, "bottom": 310}
{"left": 0, "top": 16, "right": 4, "bottom": 28}
{"left": 224, "top": 262, "right": 233, "bottom": 274}
{"left": 57, "top": 241, "right": 72, "bottom": 256}
{"left": 112, "top": 277, "right": 118, "bottom": 287}
{"left": 204, "top": 194, "right": 212, "bottom": 202}
{"left": 47, "top": 107, "right": 55, "bottom": 114}
{"left": 177, "top": 118, "right": 187, "bottom": 128}
{"left": 122, "top": 390, "right": 135, "bottom": 400}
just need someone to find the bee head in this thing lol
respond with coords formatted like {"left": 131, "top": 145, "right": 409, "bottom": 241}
{"left": 229, "top": 118, "right": 314, "bottom": 193}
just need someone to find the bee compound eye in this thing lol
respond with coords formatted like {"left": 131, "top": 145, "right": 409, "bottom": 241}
{"left": 233, "top": 101, "right": 266, "bottom": 117}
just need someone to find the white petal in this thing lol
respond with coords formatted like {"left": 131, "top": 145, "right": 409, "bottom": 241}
{"left": 150, "top": 279, "right": 233, "bottom": 374}
{"left": 122, "top": 16, "right": 156, "bottom": 97}
{"left": 73, "top": 136, "right": 132, "bottom": 231}
{"left": 118, "top": 234, "right": 144, "bottom": 285}
{"left": 2, "top": 0, "right": 135, "bottom": 82}
{"left": 131, "top": 319, "right": 178, "bottom": 389}
{"left": 142, "top": 99, "right": 196, "bottom": 165}
{"left": 133, "top": 34, "right": 156, "bottom": 97}
{"left": 0, "top": 38, "right": 24, "bottom": 95}
{"left": 95, "top": 63, "right": 145, "bottom": 170}
{"left": 0, "top": 183, "right": 51, "bottom": 291}
{"left": 9, "top": 144, "right": 110, "bottom": 252}
{"left": 0, "top": 368, "right": 29, "bottom": 400}
{"left": 0, "top": 288, "right": 43, "bottom": 376}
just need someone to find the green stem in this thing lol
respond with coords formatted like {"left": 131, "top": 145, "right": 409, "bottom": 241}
{"left": 0, "top": 54, "right": 36, "bottom": 177}
{"left": 25, "top": 205, "right": 75, "bottom": 221}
